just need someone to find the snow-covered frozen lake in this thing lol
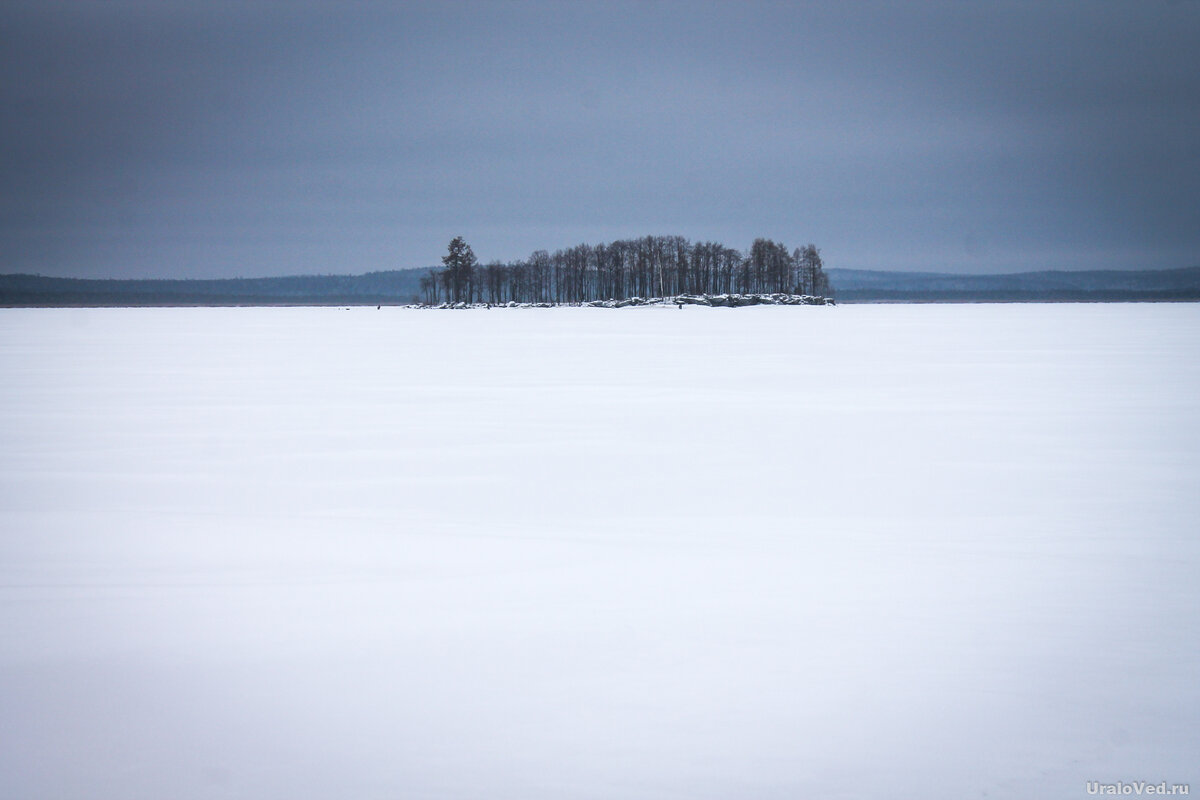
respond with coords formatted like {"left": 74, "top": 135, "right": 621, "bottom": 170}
{"left": 2, "top": 304, "right": 1198, "bottom": 799}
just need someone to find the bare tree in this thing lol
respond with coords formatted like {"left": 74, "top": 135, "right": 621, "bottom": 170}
{"left": 419, "top": 269, "right": 440, "bottom": 304}
{"left": 796, "top": 244, "right": 825, "bottom": 296}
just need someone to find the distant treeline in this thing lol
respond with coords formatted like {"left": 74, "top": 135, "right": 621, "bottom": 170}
{"left": 6, "top": 256, "right": 1200, "bottom": 308}
{"left": 0, "top": 271, "right": 425, "bottom": 307}
{"left": 425, "top": 235, "right": 829, "bottom": 305}
{"left": 827, "top": 266, "right": 1200, "bottom": 303}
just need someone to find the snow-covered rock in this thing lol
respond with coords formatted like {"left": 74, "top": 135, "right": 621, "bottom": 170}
{"left": 415, "top": 293, "right": 833, "bottom": 309}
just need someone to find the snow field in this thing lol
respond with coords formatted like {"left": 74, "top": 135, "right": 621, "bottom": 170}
{"left": 1, "top": 304, "right": 1198, "bottom": 799}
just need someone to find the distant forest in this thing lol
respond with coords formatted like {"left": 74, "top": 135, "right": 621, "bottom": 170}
{"left": 0, "top": 271, "right": 425, "bottom": 307}
{"left": 5, "top": 250, "right": 1200, "bottom": 307}
{"left": 425, "top": 235, "right": 829, "bottom": 305}
{"left": 828, "top": 266, "right": 1200, "bottom": 303}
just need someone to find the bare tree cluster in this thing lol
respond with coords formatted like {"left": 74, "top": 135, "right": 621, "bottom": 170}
{"left": 421, "top": 235, "right": 828, "bottom": 305}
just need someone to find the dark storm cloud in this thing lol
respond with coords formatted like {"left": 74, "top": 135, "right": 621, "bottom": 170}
{"left": 2, "top": 0, "right": 1198, "bottom": 278}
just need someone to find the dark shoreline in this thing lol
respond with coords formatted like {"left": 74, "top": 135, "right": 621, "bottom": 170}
{"left": 3, "top": 266, "right": 1198, "bottom": 307}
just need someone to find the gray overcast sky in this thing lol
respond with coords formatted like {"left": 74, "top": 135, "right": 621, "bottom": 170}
{"left": 2, "top": 1, "right": 1198, "bottom": 278}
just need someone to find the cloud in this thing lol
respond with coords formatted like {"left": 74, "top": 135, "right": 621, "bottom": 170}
{"left": 2, "top": 1, "right": 1197, "bottom": 277}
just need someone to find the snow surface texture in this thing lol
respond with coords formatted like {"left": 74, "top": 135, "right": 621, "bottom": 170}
{"left": 1, "top": 304, "right": 1198, "bottom": 800}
